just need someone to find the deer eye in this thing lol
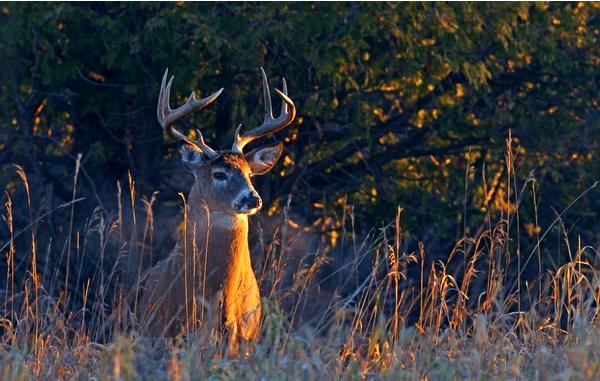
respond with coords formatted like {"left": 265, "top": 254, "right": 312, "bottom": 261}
{"left": 212, "top": 172, "right": 227, "bottom": 181}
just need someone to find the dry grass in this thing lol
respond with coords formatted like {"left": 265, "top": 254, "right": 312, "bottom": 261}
{"left": 1, "top": 137, "right": 599, "bottom": 380}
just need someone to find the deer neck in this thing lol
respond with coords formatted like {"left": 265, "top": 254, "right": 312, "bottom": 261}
{"left": 187, "top": 207, "right": 249, "bottom": 253}
{"left": 182, "top": 204, "right": 252, "bottom": 292}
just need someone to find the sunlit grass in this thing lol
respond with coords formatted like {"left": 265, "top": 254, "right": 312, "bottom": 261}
{"left": 1, "top": 137, "right": 599, "bottom": 380}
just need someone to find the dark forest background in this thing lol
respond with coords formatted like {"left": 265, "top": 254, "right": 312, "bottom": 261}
{"left": 0, "top": 3, "right": 598, "bottom": 316}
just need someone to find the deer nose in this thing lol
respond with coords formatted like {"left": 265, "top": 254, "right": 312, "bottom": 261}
{"left": 243, "top": 192, "right": 262, "bottom": 210}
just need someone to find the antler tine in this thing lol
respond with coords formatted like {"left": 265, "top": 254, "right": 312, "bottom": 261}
{"left": 231, "top": 68, "right": 296, "bottom": 154}
{"left": 262, "top": 67, "right": 273, "bottom": 119}
{"left": 156, "top": 68, "right": 222, "bottom": 159}
{"left": 156, "top": 69, "right": 170, "bottom": 126}
{"left": 280, "top": 77, "right": 288, "bottom": 115}
{"left": 194, "top": 129, "right": 218, "bottom": 158}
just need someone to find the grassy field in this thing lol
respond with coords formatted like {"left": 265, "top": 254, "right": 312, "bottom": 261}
{"left": 1, "top": 142, "right": 599, "bottom": 381}
{"left": 1, "top": 3, "right": 598, "bottom": 380}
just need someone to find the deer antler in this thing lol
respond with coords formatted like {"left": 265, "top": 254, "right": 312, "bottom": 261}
{"left": 157, "top": 68, "right": 223, "bottom": 159}
{"left": 231, "top": 68, "right": 296, "bottom": 154}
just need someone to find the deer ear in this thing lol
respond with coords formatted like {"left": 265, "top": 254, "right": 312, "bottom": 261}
{"left": 180, "top": 145, "right": 205, "bottom": 169}
{"left": 246, "top": 143, "right": 284, "bottom": 176}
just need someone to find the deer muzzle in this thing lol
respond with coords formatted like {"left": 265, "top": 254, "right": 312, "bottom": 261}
{"left": 234, "top": 191, "right": 262, "bottom": 214}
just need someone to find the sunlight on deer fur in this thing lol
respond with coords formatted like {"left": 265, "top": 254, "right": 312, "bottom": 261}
{"left": 134, "top": 68, "right": 296, "bottom": 358}
{"left": 2, "top": 94, "right": 600, "bottom": 379}
{"left": 1, "top": 133, "right": 600, "bottom": 379}
{"left": 2, "top": 2, "right": 599, "bottom": 379}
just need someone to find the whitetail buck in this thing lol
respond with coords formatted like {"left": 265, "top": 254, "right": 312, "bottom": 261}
{"left": 139, "top": 68, "right": 295, "bottom": 356}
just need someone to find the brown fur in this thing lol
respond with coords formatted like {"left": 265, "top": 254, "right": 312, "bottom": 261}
{"left": 138, "top": 149, "right": 277, "bottom": 357}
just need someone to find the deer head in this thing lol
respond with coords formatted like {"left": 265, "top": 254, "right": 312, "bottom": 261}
{"left": 157, "top": 68, "right": 296, "bottom": 215}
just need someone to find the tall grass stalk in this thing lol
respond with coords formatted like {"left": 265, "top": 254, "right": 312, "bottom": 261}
{"left": 1, "top": 139, "right": 599, "bottom": 380}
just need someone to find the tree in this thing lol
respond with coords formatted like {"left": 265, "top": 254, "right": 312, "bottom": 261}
{"left": 1, "top": 2, "right": 598, "bottom": 277}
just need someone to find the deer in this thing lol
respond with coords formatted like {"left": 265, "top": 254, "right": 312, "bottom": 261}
{"left": 138, "top": 67, "right": 296, "bottom": 357}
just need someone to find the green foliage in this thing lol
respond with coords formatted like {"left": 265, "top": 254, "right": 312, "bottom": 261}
{"left": 0, "top": 3, "right": 598, "bottom": 256}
